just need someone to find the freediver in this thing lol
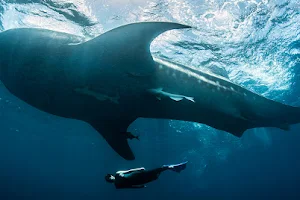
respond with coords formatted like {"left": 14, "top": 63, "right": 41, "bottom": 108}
{"left": 105, "top": 161, "right": 188, "bottom": 189}
{"left": 123, "top": 131, "right": 140, "bottom": 141}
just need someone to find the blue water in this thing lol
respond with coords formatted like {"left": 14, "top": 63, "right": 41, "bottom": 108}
{"left": 0, "top": 0, "right": 300, "bottom": 199}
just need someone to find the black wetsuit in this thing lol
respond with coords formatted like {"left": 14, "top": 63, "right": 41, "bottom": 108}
{"left": 114, "top": 167, "right": 168, "bottom": 189}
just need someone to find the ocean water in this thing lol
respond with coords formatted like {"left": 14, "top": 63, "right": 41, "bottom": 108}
{"left": 0, "top": 0, "right": 299, "bottom": 199}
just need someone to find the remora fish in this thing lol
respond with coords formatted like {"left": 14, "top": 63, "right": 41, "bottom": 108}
{"left": 74, "top": 86, "right": 119, "bottom": 104}
{"left": 148, "top": 87, "right": 195, "bottom": 102}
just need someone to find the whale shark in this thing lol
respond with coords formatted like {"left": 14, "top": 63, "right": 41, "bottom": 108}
{"left": 0, "top": 22, "right": 300, "bottom": 160}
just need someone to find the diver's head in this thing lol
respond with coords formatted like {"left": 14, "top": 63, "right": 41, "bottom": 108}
{"left": 105, "top": 174, "right": 115, "bottom": 183}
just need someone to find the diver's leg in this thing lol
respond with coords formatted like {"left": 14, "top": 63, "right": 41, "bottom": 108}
{"left": 149, "top": 161, "right": 188, "bottom": 175}
{"left": 162, "top": 161, "right": 188, "bottom": 173}
{"left": 142, "top": 162, "right": 188, "bottom": 182}
{"left": 144, "top": 166, "right": 169, "bottom": 181}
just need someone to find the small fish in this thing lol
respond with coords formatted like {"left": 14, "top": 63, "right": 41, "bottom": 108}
{"left": 74, "top": 86, "right": 119, "bottom": 104}
{"left": 148, "top": 88, "right": 195, "bottom": 103}
{"left": 123, "top": 132, "right": 140, "bottom": 141}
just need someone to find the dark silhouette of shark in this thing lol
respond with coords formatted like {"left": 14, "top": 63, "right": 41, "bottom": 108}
{"left": 0, "top": 22, "right": 299, "bottom": 160}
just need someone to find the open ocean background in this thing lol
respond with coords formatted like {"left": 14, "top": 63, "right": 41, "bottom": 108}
{"left": 0, "top": 0, "right": 299, "bottom": 199}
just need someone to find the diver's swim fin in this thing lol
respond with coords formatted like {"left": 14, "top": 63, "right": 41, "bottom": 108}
{"left": 164, "top": 161, "right": 188, "bottom": 173}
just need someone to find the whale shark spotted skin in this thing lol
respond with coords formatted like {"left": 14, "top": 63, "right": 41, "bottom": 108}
{"left": 0, "top": 22, "right": 299, "bottom": 160}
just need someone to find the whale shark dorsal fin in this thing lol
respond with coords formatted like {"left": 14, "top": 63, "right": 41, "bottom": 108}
{"left": 82, "top": 22, "right": 191, "bottom": 76}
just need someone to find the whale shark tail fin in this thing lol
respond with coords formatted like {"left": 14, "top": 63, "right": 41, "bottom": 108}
{"left": 276, "top": 105, "right": 300, "bottom": 130}
{"left": 241, "top": 98, "right": 300, "bottom": 134}
{"left": 80, "top": 22, "right": 191, "bottom": 77}
{"left": 89, "top": 119, "right": 136, "bottom": 160}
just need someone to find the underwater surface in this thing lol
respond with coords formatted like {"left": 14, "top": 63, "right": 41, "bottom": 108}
{"left": 0, "top": 0, "right": 299, "bottom": 199}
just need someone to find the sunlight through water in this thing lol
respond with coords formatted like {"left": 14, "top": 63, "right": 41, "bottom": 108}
{"left": 0, "top": 0, "right": 299, "bottom": 175}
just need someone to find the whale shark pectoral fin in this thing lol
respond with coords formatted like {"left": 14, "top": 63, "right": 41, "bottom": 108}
{"left": 230, "top": 127, "right": 247, "bottom": 138}
{"left": 225, "top": 118, "right": 250, "bottom": 138}
{"left": 170, "top": 96, "right": 183, "bottom": 101}
{"left": 89, "top": 119, "right": 136, "bottom": 160}
{"left": 82, "top": 22, "right": 191, "bottom": 76}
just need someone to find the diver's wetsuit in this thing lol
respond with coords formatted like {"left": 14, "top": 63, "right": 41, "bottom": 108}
{"left": 112, "top": 161, "right": 188, "bottom": 189}
{"left": 114, "top": 167, "right": 168, "bottom": 189}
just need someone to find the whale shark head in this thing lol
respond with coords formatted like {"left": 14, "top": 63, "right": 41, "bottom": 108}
{"left": 0, "top": 22, "right": 192, "bottom": 161}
